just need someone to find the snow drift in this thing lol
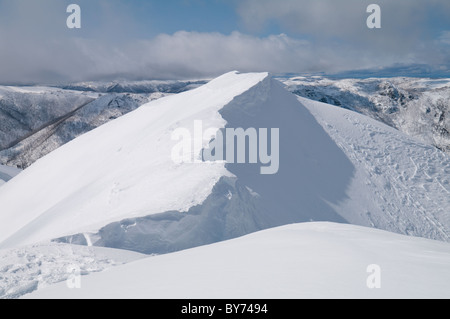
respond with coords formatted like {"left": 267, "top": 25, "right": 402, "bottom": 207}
{"left": 0, "top": 71, "right": 449, "bottom": 253}
{"left": 26, "top": 223, "right": 450, "bottom": 299}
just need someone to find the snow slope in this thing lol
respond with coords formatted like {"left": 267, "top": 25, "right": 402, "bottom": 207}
{"left": 301, "top": 97, "right": 450, "bottom": 241}
{"left": 0, "top": 72, "right": 267, "bottom": 248}
{"left": 26, "top": 223, "right": 450, "bottom": 299}
{"left": 0, "top": 243, "right": 144, "bottom": 299}
{"left": 282, "top": 76, "right": 450, "bottom": 152}
{"left": 0, "top": 72, "right": 449, "bottom": 254}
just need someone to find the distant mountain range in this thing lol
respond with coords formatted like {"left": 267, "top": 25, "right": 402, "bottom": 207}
{"left": 0, "top": 72, "right": 449, "bottom": 299}
{"left": 281, "top": 76, "right": 450, "bottom": 152}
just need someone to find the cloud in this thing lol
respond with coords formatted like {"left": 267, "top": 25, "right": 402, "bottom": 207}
{"left": 0, "top": 0, "right": 449, "bottom": 83}
{"left": 237, "top": 0, "right": 450, "bottom": 53}
{"left": 0, "top": 31, "right": 316, "bottom": 83}
{"left": 0, "top": 29, "right": 412, "bottom": 84}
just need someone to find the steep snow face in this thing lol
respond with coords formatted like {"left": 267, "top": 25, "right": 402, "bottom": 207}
{"left": 25, "top": 223, "right": 450, "bottom": 299}
{"left": 1, "top": 72, "right": 449, "bottom": 253}
{"left": 55, "top": 76, "right": 354, "bottom": 255}
{"left": 301, "top": 97, "right": 450, "bottom": 242}
{"left": 0, "top": 72, "right": 268, "bottom": 249}
{"left": 59, "top": 76, "right": 450, "bottom": 256}
{"left": 282, "top": 77, "right": 450, "bottom": 152}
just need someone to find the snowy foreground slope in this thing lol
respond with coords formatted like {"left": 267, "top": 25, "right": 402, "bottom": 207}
{"left": 0, "top": 72, "right": 449, "bottom": 253}
{"left": 0, "top": 244, "right": 144, "bottom": 299}
{"left": 26, "top": 223, "right": 450, "bottom": 299}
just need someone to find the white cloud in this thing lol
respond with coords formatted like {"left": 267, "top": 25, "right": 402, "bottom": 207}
{"left": 0, "top": 0, "right": 449, "bottom": 83}
{"left": 0, "top": 30, "right": 408, "bottom": 83}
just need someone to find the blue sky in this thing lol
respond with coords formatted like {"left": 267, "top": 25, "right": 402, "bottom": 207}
{"left": 0, "top": 0, "right": 449, "bottom": 83}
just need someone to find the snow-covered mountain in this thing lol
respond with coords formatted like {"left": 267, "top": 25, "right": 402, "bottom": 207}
{"left": 1, "top": 72, "right": 449, "bottom": 299}
{"left": 3, "top": 76, "right": 448, "bottom": 171}
{"left": 0, "top": 243, "right": 144, "bottom": 299}
{"left": 56, "top": 79, "right": 208, "bottom": 94}
{"left": 0, "top": 80, "right": 205, "bottom": 168}
{"left": 281, "top": 76, "right": 450, "bottom": 152}
{"left": 0, "top": 72, "right": 449, "bottom": 254}
{"left": 26, "top": 223, "right": 450, "bottom": 299}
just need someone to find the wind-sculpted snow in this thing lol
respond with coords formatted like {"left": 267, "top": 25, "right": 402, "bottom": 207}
{"left": 0, "top": 243, "right": 144, "bottom": 299}
{"left": 54, "top": 75, "right": 354, "bottom": 255}
{"left": 282, "top": 76, "right": 450, "bottom": 152}
{"left": 1, "top": 72, "right": 450, "bottom": 299}
{"left": 0, "top": 72, "right": 449, "bottom": 258}
{"left": 27, "top": 223, "right": 450, "bottom": 299}
{"left": 301, "top": 97, "right": 450, "bottom": 242}
{"left": 0, "top": 72, "right": 267, "bottom": 249}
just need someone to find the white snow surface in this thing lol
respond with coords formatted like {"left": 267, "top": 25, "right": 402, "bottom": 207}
{"left": 0, "top": 71, "right": 450, "bottom": 252}
{"left": 0, "top": 243, "right": 144, "bottom": 299}
{"left": 301, "top": 97, "right": 450, "bottom": 241}
{"left": 25, "top": 223, "right": 450, "bottom": 299}
{"left": 281, "top": 76, "right": 450, "bottom": 152}
{"left": 0, "top": 72, "right": 266, "bottom": 248}
{"left": 2, "top": 72, "right": 450, "bottom": 299}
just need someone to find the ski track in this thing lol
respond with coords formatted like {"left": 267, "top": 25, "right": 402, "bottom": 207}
{"left": 1, "top": 75, "right": 450, "bottom": 299}
{"left": 302, "top": 97, "right": 450, "bottom": 242}
{"left": 0, "top": 243, "right": 144, "bottom": 299}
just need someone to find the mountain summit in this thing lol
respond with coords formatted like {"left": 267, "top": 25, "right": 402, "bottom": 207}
{"left": 0, "top": 72, "right": 449, "bottom": 252}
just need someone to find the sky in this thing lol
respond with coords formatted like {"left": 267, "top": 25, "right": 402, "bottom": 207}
{"left": 0, "top": 0, "right": 449, "bottom": 83}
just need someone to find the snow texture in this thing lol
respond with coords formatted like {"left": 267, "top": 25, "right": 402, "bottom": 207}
{"left": 1, "top": 72, "right": 449, "bottom": 256}
{"left": 282, "top": 76, "right": 450, "bottom": 152}
{"left": 1, "top": 72, "right": 450, "bottom": 299}
{"left": 0, "top": 243, "right": 144, "bottom": 299}
{"left": 301, "top": 97, "right": 450, "bottom": 241}
{"left": 26, "top": 223, "right": 450, "bottom": 299}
